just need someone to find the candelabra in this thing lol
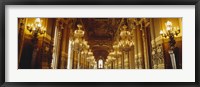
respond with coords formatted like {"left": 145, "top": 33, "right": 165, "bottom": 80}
{"left": 26, "top": 18, "right": 46, "bottom": 68}
{"left": 160, "top": 21, "right": 180, "bottom": 69}
{"left": 27, "top": 18, "right": 46, "bottom": 44}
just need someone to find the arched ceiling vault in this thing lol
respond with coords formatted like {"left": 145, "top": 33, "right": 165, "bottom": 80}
{"left": 81, "top": 18, "right": 122, "bottom": 60}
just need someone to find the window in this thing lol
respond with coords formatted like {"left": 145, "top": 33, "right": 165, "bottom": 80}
{"left": 98, "top": 59, "right": 103, "bottom": 68}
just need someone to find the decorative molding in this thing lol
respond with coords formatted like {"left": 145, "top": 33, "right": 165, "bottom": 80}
{"left": 155, "top": 36, "right": 163, "bottom": 45}
{"left": 151, "top": 45, "right": 165, "bottom": 69}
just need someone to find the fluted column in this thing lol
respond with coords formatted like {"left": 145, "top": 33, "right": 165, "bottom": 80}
{"left": 129, "top": 46, "right": 134, "bottom": 69}
{"left": 116, "top": 58, "right": 118, "bottom": 69}
{"left": 72, "top": 51, "right": 77, "bottom": 69}
{"left": 133, "top": 25, "right": 139, "bottom": 69}
{"left": 83, "top": 56, "right": 85, "bottom": 69}
{"left": 124, "top": 52, "right": 129, "bottom": 69}
{"left": 68, "top": 40, "right": 73, "bottom": 69}
{"left": 141, "top": 24, "right": 150, "bottom": 69}
{"left": 59, "top": 25, "right": 69, "bottom": 69}
{"left": 51, "top": 19, "right": 63, "bottom": 69}
{"left": 121, "top": 53, "right": 124, "bottom": 69}
{"left": 67, "top": 22, "right": 74, "bottom": 69}
{"left": 79, "top": 54, "right": 82, "bottom": 69}
{"left": 115, "top": 59, "right": 117, "bottom": 69}
{"left": 137, "top": 24, "right": 144, "bottom": 69}
{"left": 150, "top": 19, "right": 157, "bottom": 69}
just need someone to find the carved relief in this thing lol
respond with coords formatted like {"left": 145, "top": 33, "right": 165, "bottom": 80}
{"left": 152, "top": 44, "right": 165, "bottom": 69}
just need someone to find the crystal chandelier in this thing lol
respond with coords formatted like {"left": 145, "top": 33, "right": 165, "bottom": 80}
{"left": 72, "top": 24, "right": 91, "bottom": 69}
{"left": 86, "top": 49, "right": 96, "bottom": 68}
{"left": 118, "top": 25, "right": 134, "bottom": 52}
{"left": 81, "top": 43, "right": 90, "bottom": 58}
{"left": 72, "top": 24, "right": 85, "bottom": 52}
{"left": 110, "top": 44, "right": 122, "bottom": 58}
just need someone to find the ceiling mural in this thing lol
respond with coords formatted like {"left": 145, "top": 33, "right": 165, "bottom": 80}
{"left": 80, "top": 18, "right": 122, "bottom": 60}
{"left": 82, "top": 18, "right": 121, "bottom": 40}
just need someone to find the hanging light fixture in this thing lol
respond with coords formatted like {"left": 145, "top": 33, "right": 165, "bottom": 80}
{"left": 71, "top": 23, "right": 92, "bottom": 69}
{"left": 72, "top": 24, "right": 85, "bottom": 52}
{"left": 118, "top": 25, "right": 134, "bottom": 52}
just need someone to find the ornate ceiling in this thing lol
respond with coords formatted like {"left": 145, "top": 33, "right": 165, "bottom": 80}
{"left": 82, "top": 18, "right": 122, "bottom": 60}
{"left": 65, "top": 18, "right": 148, "bottom": 61}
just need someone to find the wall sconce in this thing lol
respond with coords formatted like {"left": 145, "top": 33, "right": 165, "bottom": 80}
{"left": 160, "top": 20, "right": 180, "bottom": 69}
{"left": 160, "top": 21, "right": 180, "bottom": 39}
{"left": 27, "top": 18, "right": 46, "bottom": 37}
{"left": 26, "top": 18, "right": 46, "bottom": 69}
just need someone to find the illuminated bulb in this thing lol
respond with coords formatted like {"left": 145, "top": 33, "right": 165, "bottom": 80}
{"left": 43, "top": 27, "right": 46, "bottom": 31}
{"left": 38, "top": 23, "right": 42, "bottom": 28}
{"left": 166, "top": 27, "right": 171, "bottom": 31}
{"left": 173, "top": 27, "right": 177, "bottom": 30}
{"left": 35, "top": 18, "right": 41, "bottom": 23}
{"left": 160, "top": 30, "right": 163, "bottom": 35}
{"left": 27, "top": 23, "right": 31, "bottom": 27}
{"left": 177, "top": 27, "right": 180, "bottom": 29}
{"left": 166, "top": 21, "right": 172, "bottom": 26}
{"left": 33, "top": 27, "right": 36, "bottom": 31}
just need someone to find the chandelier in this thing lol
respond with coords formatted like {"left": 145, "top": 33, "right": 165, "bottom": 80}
{"left": 81, "top": 43, "right": 89, "bottom": 58}
{"left": 86, "top": 49, "right": 96, "bottom": 68}
{"left": 110, "top": 44, "right": 122, "bottom": 58}
{"left": 87, "top": 49, "right": 94, "bottom": 57}
{"left": 87, "top": 55, "right": 96, "bottom": 68}
{"left": 74, "top": 24, "right": 85, "bottom": 38}
{"left": 107, "top": 55, "right": 116, "bottom": 62}
{"left": 72, "top": 24, "right": 86, "bottom": 52}
{"left": 72, "top": 24, "right": 92, "bottom": 69}
{"left": 118, "top": 25, "right": 134, "bottom": 52}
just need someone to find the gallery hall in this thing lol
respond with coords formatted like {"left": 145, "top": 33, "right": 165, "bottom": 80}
{"left": 18, "top": 18, "right": 182, "bottom": 69}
